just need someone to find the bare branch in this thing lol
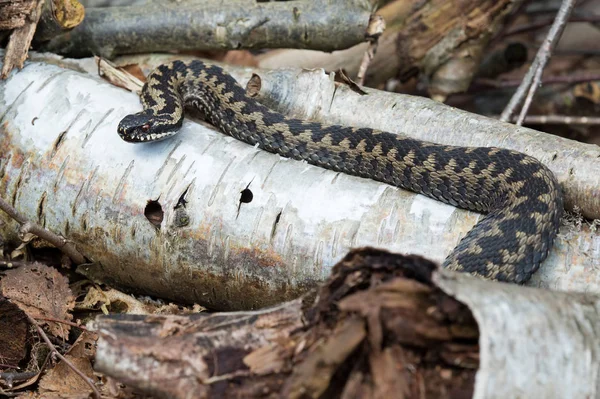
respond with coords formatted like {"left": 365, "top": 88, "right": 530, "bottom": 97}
{"left": 39, "top": 0, "right": 372, "bottom": 58}
{"left": 0, "top": 197, "right": 86, "bottom": 264}
{"left": 500, "top": 0, "right": 577, "bottom": 124}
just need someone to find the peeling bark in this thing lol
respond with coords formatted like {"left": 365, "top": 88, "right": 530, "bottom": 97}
{"left": 0, "top": 0, "right": 85, "bottom": 79}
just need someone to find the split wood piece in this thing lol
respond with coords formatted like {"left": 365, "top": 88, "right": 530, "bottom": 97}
{"left": 256, "top": 0, "right": 523, "bottom": 93}
{"left": 0, "top": 0, "right": 84, "bottom": 79}
{"left": 37, "top": 0, "right": 372, "bottom": 58}
{"left": 93, "top": 247, "right": 600, "bottom": 399}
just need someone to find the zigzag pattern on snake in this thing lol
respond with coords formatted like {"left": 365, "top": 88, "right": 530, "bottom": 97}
{"left": 117, "top": 60, "right": 563, "bottom": 283}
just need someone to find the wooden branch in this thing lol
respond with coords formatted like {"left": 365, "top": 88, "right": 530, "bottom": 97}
{"left": 0, "top": 197, "right": 86, "bottom": 265}
{"left": 26, "top": 313, "right": 101, "bottom": 398}
{"left": 37, "top": 0, "right": 372, "bottom": 58}
{"left": 256, "top": 0, "right": 523, "bottom": 92}
{"left": 500, "top": 0, "right": 577, "bottom": 123}
{"left": 33, "top": 0, "right": 86, "bottom": 42}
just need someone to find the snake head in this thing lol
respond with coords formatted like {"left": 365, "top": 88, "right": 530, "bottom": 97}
{"left": 117, "top": 111, "right": 180, "bottom": 143}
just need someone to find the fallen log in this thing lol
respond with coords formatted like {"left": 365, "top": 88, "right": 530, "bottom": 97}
{"left": 37, "top": 0, "right": 372, "bottom": 58}
{"left": 0, "top": 58, "right": 598, "bottom": 310}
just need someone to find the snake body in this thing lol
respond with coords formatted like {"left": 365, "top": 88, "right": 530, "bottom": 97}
{"left": 118, "top": 60, "right": 563, "bottom": 283}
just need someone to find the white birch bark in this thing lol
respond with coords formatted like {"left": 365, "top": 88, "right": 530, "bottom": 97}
{"left": 0, "top": 59, "right": 598, "bottom": 309}
{"left": 435, "top": 270, "right": 600, "bottom": 399}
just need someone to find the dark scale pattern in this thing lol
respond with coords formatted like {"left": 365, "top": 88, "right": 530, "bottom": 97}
{"left": 117, "top": 60, "right": 564, "bottom": 284}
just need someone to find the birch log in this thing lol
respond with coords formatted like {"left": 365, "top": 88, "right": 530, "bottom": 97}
{"left": 0, "top": 60, "right": 599, "bottom": 310}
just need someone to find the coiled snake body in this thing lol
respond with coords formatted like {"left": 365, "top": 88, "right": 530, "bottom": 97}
{"left": 118, "top": 60, "right": 563, "bottom": 283}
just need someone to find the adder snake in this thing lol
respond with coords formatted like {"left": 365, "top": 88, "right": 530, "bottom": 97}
{"left": 118, "top": 60, "right": 563, "bottom": 283}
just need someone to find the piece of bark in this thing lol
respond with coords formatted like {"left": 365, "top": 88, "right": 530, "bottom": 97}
{"left": 94, "top": 247, "right": 600, "bottom": 398}
{"left": 0, "top": 0, "right": 38, "bottom": 30}
{"left": 1, "top": 0, "right": 44, "bottom": 79}
{"left": 37, "top": 0, "right": 372, "bottom": 58}
{"left": 0, "top": 0, "right": 84, "bottom": 79}
{"left": 0, "top": 56, "right": 599, "bottom": 311}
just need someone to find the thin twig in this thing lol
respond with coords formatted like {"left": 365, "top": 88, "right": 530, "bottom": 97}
{"left": 0, "top": 197, "right": 86, "bottom": 264}
{"left": 500, "top": 0, "right": 577, "bottom": 124}
{"left": 0, "top": 371, "right": 38, "bottom": 383}
{"left": 509, "top": 115, "right": 600, "bottom": 125}
{"left": 35, "top": 316, "right": 89, "bottom": 331}
{"left": 9, "top": 353, "right": 51, "bottom": 391}
{"left": 356, "top": 15, "right": 385, "bottom": 86}
{"left": 26, "top": 314, "right": 101, "bottom": 399}
{"left": 475, "top": 73, "right": 600, "bottom": 88}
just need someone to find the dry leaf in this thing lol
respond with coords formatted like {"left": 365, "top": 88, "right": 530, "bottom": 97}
{"left": 1, "top": 262, "right": 74, "bottom": 339}
{"left": 38, "top": 355, "right": 95, "bottom": 397}
{"left": 38, "top": 330, "right": 98, "bottom": 397}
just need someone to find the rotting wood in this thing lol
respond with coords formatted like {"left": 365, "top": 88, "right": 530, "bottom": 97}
{"left": 0, "top": 0, "right": 84, "bottom": 79}
{"left": 94, "top": 248, "right": 479, "bottom": 399}
{"left": 1, "top": 0, "right": 44, "bottom": 79}
{"left": 0, "top": 0, "right": 38, "bottom": 30}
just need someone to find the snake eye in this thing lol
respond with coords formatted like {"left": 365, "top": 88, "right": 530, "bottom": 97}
{"left": 141, "top": 123, "right": 151, "bottom": 132}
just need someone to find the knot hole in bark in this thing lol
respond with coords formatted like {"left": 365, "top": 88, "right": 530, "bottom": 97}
{"left": 144, "top": 200, "right": 163, "bottom": 228}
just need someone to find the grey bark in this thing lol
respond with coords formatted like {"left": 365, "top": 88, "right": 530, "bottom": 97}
{"left": 37, "top": 0, "right": 372, "bottom": 58}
